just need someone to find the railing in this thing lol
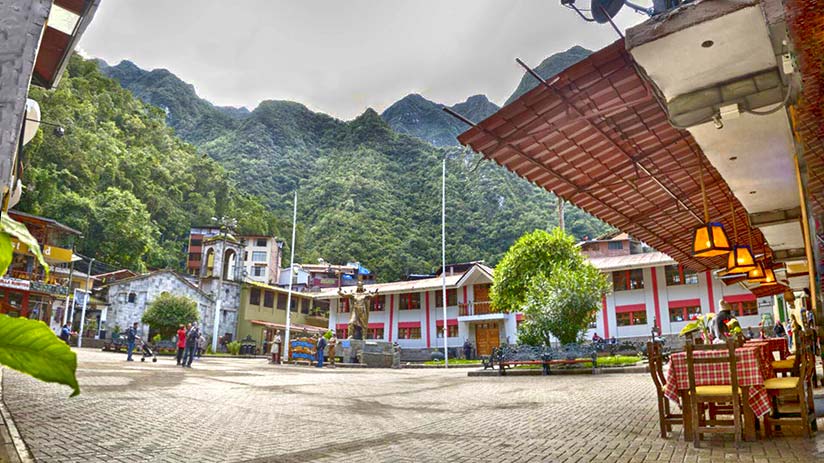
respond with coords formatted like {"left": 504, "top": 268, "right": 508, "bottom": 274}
{"left": 9, "top": 270, "right": 65, "bottom": 286}
{"left": 458, "top": 301, "right": 495, "bottom": 316}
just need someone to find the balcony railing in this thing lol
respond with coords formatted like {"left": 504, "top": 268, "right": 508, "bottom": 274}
{"left": 458, "top": 301, "right": 496, "bottom": 316}
{"left": 9, "top": 270, "right": 65, "bottom": 286}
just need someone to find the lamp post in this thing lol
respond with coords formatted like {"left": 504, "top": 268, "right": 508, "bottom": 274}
{"left": 283, "top": 191, "right": 298, "bottom": 362}
{"left": 77, "top": 257, "right": 94, "bottom": 348}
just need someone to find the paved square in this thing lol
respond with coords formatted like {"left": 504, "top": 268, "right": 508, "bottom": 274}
{"left": 2, "top": 350, "right": 823, "bottom": 462}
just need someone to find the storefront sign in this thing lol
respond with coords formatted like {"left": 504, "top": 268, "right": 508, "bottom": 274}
{"left": 30, "top": 281, "right": 68, "bottom": 296}
{"left": 10, "top": 238, "right": 74, "bottom": 263}
{"left": 0, "top": 277, "right": 31, "bottom": 291}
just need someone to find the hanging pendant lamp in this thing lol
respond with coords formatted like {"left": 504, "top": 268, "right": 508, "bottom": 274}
{"left": 692, "top": 157, "right": 731, "bottom": 257}
{"left": 726, "top": 203, "right": 756, "bottom": 273}
{"left": 761, "top": 267, "right": 777, "bottom": 285}
{"left": 744, "top": 215, "right": 767, "bottom": 282}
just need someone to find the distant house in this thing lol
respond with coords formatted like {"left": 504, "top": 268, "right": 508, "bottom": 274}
{"left": 185, "top": 226, "right": 283, "bottom": 285}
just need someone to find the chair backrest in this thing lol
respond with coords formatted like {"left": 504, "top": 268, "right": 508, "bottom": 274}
{"left": 646, "top": 341, "right": 666, "bottom": 392}
{"left": 685, "top": 337, "right": 739, "bottom": 395}
{"left": 797, "top": 331, "right": 815, "bottom": 384}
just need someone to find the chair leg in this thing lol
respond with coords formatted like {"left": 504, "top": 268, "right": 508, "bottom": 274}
{"left": 732, "top": 398, "right": 742, "bottom": 447}
{"left": 657, "top": 396, "right": 668, "bottom": 438}
{"left": 691, "top": 397, "right": 701, "bottom": 448}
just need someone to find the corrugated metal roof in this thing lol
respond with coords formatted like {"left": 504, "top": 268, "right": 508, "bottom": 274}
{"left": 457, "top": 41, "right": 769, "bottom": 273}
{"left": 586, "top": 251, "right": 676, "bottom": 272}
{"left": 313, "top": 273, "right": 465, "bottom": 299}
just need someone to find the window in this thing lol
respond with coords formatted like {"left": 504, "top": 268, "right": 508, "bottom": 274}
{"left": 434, "top": 289, "right": 458, "bottom": 308}
{"left": 188, "top": 253, "right": 200, "bottom": 262}
{"left": 399, "top": 293, "right": 421, "bottom": 310}
{"left": 263, "top": 291, "right": 274, "bottom": 308}
{"left": 366, "top": 327, "right": 384, "bottom": 339}
{"left": 727, "top": 299, "right": 758, "bottom": 317}
{"left": 277, "top": 293, "right": 288, "bottom": 310}
{"left": 398, "top": 327, "right": 421, "bottom": 339}
{"left": 252, "top": 266, "right": 266, "bottom": 277}
{"left": 608, "top": 241, "right": 623, "bottom": 250}
{"left": 190, "top": 239, "right": 202, "bottom": 247}
{"left": 127, "top": 293, "right": 136, "bottom": 303}
{"left": 668, "top": 305, "right": 702, "bottom": 323}
{"left": 336, "top": 326, "right": 348, "bottom": 339}
{"left": 252, "top": 251, "right": 267, "bottom": 262}
{"left": 665, "top": 265, "right": 698, "bottom": 286}
{"left": 616, "top": 308, "right": 647, "bottom": 326}
{"left": 338, "top": 298, "right": 350, "bottom": 313}
{"left": 371, "top": 296, "right": 385, "bottom": 312}
{"left": 256, "top": 238, "right": 267, "bottom": 247}
{"left": 436, "top": 325, "right": 458, "bottom": 338}
{"left": 249, "top": 288, "right": 261, "bottom": 305}
{"left": 612, "top": 269, "right": 644, "bottom": 291}
{"left": 300, "top": 300, "right": 309, "bottom": 314}
{"left": 290, "top": 299, "right": 298, "bottom": 312}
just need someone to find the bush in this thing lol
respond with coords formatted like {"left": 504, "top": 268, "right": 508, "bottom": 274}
{"left": 226, "top": 341, "right": 241, "bottom": 355}
{"left": 141, "top": 293, "right": 199, "bottom": 338}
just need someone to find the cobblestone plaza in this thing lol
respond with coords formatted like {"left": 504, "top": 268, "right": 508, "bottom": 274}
{"left": 2, "top": 350, "right": 823, "bottom": 462}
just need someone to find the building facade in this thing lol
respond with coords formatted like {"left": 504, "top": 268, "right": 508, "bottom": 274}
{"left": 185, "top": 227, "right": 282, "bottom": 285}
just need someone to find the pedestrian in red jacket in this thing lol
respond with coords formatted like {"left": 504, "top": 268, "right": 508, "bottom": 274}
{"left": 176, "top": 324, "right": 187, "bottom": 366}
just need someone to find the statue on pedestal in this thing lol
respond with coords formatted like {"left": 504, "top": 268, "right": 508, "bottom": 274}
{"left": 339, "top": 280, "right": 378, "bottom": 340}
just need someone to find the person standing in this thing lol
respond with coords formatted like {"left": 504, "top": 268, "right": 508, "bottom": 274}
{"left": 176, "top": 324, "right": 187, "bottom": 365}
{"left": 197, "top": 332, "right": 206, "bottom": 358}
{"left": 463, "top": 339, "right": 473, "bottom": 360}
{"left": 327, "top": 334, "right": 337, "bottom": 367}
{"left": 60, "top": 324, "right": 71, "bottom": 345}
{"left": 272, "top": 330, "right": 282, "bottom": 364}
{"left": 316, "top": 334, "right": 327, "bottom": 368}
{"left": 125, "top": 322, "right": 138, "bottom": 362}
{"left": 184, "top": 323, "right": 199, "bottom": 368}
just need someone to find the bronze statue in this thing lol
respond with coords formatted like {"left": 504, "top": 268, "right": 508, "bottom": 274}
{"left": 339, "top": 280, "right": 378, "bottom": 340}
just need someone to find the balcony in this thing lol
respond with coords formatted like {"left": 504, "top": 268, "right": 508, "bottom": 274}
{"left": 458, "top": 301, "right": 495, "bottom": 316}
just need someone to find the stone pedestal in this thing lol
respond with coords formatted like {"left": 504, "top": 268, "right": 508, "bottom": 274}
{"left": 338, "top": 339, "right": 398, "bottom": 368}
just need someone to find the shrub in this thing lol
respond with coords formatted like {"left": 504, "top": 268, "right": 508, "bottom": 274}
{"left": 226, "top": 341, "right": 241, "bottom": 355}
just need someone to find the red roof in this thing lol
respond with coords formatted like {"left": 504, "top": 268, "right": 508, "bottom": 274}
{"left": 458, "top": 41, "right": 768, "bottom": 272}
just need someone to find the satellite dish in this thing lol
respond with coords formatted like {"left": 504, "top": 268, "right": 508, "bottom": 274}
{"left": 591, "top": 0, "right": 626, "bottom": 23}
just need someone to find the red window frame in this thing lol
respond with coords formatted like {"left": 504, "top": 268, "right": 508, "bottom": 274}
{"left": 612, "top": 269, "right": 644, "bottom": 292}
{"left": 399, "top": 293, "right": 421, "bottom": 310}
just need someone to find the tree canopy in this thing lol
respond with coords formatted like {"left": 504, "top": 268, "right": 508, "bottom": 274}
{"left": 141, "top": 293, "right": 199, "bottom": 338}
{"left": 491, "top": 228, "right": 610, "bottom": 345}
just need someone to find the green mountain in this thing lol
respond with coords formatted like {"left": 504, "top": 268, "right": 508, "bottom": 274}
{"left": 380, "top": 94, "right": 499, "bottom": 147}
{"left": 20, "top": 57, "right": 284, "bottom": 272}
{"left": 82, "top": 50, "right": 611, "bottom": 280}
{"left": 505, "top": 45, "right": 592, "bottom": 105}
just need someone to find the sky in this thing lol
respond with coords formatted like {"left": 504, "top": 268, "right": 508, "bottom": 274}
{"left": 79, "top": 0, "right": 646, "bottom": 120}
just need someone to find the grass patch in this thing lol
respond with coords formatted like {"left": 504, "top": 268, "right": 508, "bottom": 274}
{"left": 423, "top": 359, "right": 482, "bottom": 365}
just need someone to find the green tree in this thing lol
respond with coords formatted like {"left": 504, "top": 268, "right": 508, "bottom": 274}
{"left": 491, "top": 228, "right": 610, "bottom": 345}
{"left": 141, "top": 293, "right": 199, "bottom": 338}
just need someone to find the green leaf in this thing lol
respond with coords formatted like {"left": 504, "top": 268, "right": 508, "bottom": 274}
{"left": 0, "top": 315, "right": 80, "bottom": 396}
{"left": 0, "top": 213, "right": 49, "bottom": 276}
{"left": 0, "top": 233, "right": 12, "bottom": 276}
{"left": 679, "top": 321, "right": 701, "bottom": 336}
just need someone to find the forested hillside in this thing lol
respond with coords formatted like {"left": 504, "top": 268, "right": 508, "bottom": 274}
{"left": 20, "top": 57, "right": 285, "bottom": 271}
{"left": 21, "top": 51, "right": 610, "bottom": 280}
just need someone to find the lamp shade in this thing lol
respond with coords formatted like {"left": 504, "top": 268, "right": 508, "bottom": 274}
{"left": 692, "top": 222, "right": 731, "bottom": 257}
{"left": 746, "top": 261, "right": 767, "bottom": 283}
{"left": 726, "top": 245, "right": 756, "bottom": 273}
{"left": 761, "top": 267, "right": 777, "bottom": 285}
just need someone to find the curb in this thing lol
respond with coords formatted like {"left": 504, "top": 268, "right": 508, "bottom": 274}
{"left": 0, "top": 369, "right": 34, "bottom": 463}
{"left": 467, "top": 364, "right": 649, "bottom": 377}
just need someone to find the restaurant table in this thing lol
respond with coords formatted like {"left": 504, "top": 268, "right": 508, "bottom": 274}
{"left": 761, "top": 336, "right": 790, "bottom": 359}
{"left": 743, "top": 340, "right": 777, "bottom": 379}
{"left": 664, "top": 345, "right": 771, "bottom": 441}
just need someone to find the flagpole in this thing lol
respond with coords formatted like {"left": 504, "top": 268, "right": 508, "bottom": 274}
{"left": 442, "top": 158, "right": 448, "bottom": 368}
{"left": 283, "top": 190, "right": 298, "bottom": 363}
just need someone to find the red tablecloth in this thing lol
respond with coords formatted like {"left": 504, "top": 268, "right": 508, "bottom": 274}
{"left": 761, "top": 337, "right": 790, "bottom": 359}
{"left": 664, "top": 346, "right": 771, "bottom": 417}
{"left": 744, "top": 340, "right": 777, "bottom": 379}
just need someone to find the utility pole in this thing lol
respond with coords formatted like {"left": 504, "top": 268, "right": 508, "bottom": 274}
{"left": 283, "top": 191, "right": 298, "bottom": 362}
{"left": 441, "top": 158, "right": 448, "bottom": 368}
{"left": 61, "top": 247, "right": 75, "bottom": 327}
{"left": 77, "top": 258, "right": 94, "bottom": 348}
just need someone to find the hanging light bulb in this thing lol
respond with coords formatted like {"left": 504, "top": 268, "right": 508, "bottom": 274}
{"left": 692, "top": 156, "right": 731, "bottom": 257}
{"left": 761, "top": 267, "right": 777, "bottom": 285}
{"left": 725, "top": 203, "right": 756, "bottom": 273}
{"left": 746, "top": 260, "right": 767, "bottom": 283}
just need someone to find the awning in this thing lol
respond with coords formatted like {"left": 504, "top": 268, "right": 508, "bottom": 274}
{"left": 397, "top": 321, "right": 421, "bottom": 328}
{"left": 250, "top": 320, "right": 326, "bottom": 333}
{"left": 435, "top": 319, "right": 458, "bottom": 327}
{"left": 668, "top": 299, "right": 701, "bottom": 309}
{"left": 457, "top": 41, "right": 769, "bottom": 273}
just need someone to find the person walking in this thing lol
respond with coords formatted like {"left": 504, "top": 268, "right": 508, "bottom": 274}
{"left": 327, "top": 334, "right": 337, "bottom": 367}
{"left": 183, "top": 323, "right": 199, "bottom": 368}
{"left": 316, "top": 334, "right": 327, "bottom": 368}
{"left": 197, "top": 333, "right": 206, "bottom": 358}
{"left": 60, "top": 324, "right": 71, "bottom": 345}
{"left": 125, "top": 322, "right": 139, "bottom": 362}
{"left": 176, "top": 324, "right": 187, "bottom": 365}
{"left": 271, "top": 330, "right": 282, "bottom": 364}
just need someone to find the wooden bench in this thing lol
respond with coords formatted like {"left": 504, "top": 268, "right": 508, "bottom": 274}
{"left": 493, "top": 345, "right": 598, "bottom": 376}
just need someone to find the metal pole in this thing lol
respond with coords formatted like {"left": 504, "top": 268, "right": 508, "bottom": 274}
{"left": 61, "top": 250, "right": 75, "bottom": 326}
{"left": 77, "top": 258, "right": 93, "bottom": 348}
{"left": 442, "top": 158, "right": 448, "bottom": 368}
{"left": 211, "top": 234, "right": 224, "bottom": 352}
{"left": 284, "top": 191, "right": 298, "bottom": 362}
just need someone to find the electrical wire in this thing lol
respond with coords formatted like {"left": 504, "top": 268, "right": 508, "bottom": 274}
{"left": 741, "top": 82, "right": 794, "bottom": 116}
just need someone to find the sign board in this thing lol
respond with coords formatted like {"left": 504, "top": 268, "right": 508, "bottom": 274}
{"left": 10, "top": 238, "right": 73, "bottom": 263}
{"left": 73, "top": 288, "right": 89, "bottom": 307}
{"left": 30, "top": 281, "right": 68, "bottom": 296}
{"left": 0, "top": 277, "right": 31, "bottom": 291}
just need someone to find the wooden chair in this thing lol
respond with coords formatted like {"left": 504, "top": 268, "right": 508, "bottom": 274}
{"left": 763, "top": 332, "right": 817, "bottom": 438}
{"left": 647, "top": 341, "right": 682, "bottom": 438}
{"left": 685, "top": 337, "right": 743, "bottom": 447}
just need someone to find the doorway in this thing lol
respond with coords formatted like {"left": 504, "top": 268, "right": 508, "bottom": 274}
{"left": 475, "top": 322, "right": 500, "bottom": 356}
